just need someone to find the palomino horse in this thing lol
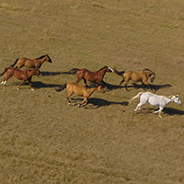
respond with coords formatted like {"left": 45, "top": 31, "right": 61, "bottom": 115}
{"left": 55, "top": 82, "right": 105, "bottom": 107}
{"left": 0, "top": 67, "right": 42, "bottom": 91}
{"left": 130, "top": 92, "right": 182, "bottom": 118}
{"left": 76, "top": 66, "right": 114, "bottom": 89}
{"left": 11, "top": 54, "right": 52, "bottom": 69}
{"left": 114, "top": 68, "right": 156, "bottom": 91}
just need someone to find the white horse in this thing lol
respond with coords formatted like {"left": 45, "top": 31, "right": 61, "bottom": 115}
{"left": 130, "top": 92, "right": 182, "bottom": 118}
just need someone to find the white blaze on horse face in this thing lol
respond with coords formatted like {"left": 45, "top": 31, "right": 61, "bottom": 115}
{"left": 108, "top": 67, "right": 114, "bottom": 72}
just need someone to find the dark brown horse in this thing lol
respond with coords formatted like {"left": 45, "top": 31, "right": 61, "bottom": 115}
{"left": 0, "top": 67, "right": 42, "bottom": 91}
{"left": 114, "top": 68, "right": 156, "bottom": 91}
{"left": 76, "top": 66, "right": 114, "bottom": 89}
{"left": 55, "top": 82, "right": 105, "bottom": 107}
{"left": 11, "top": 54, "right": 52, "bottom": 69}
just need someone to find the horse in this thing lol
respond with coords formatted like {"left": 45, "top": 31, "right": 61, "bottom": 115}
{"left": 0, "top": 67, "right": 42, "bottom": 91}
{"left": 129, "top": 92, "right": 182, "bottom": 118}
{"left": 11, "top": 54, "right": 52, "bottom": 69}
{"left": 76, "top": 66, "right": 114, "bottom": 89}
{"left": 55, "top": 82, "right": 105, "bottom": 107}
{"left": 114, "top": 68, "right": 155, "bottom": 91}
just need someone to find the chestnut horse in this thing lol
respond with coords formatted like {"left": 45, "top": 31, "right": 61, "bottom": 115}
{"left": 55, "top": 82, "right": 105, "bottom": 107}
{"left": 76, "top": 66, "right": 114, "bottom": 89}
{"left": 114, "top": 68, "right": 156, "bottom": 91}
{"left": 11, "top": 54, "right": 52, "bottom": 69}
{"left": 0, "top": 67, "right": 42, "bottom": 91}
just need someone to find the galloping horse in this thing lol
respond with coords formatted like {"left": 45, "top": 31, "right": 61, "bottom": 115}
{"left": 0, "top": 67, "right": 42, "bottom": 91}
{"left": 11, "top": 54, "right": 52, "bottom": 69}
{"left": 114, "top": 68, "right": 155, "bottom": 91}
{"left": 76, "top": 66, "right": 114, "bottom": 89}
{"left": 130, "top": 92, "right": 182, "bottom": 118}
{"left": 55, "top": 82, "right": 105, "bottom": 107}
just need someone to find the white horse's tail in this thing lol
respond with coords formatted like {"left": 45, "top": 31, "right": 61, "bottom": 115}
{"left": 129, "top": 92, "right": 144, "bottom": 104}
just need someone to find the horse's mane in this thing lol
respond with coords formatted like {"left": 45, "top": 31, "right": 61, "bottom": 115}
{"left": 35, "top": 55, "right": 48, "bottom": 59}
{"left": 97, "top": 66, "right": 108, "bottom": 72}
{"left": 142, "top": 68, "right": 155, "bottom": 75}
{"left": 142, "top": 68, "right": 153, "bottom": 72}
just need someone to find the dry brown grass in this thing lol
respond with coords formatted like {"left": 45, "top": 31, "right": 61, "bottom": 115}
{"left": 0, "top": 0, "right": 184, "bottom": 183}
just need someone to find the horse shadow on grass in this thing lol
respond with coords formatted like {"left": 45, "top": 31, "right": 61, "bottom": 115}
{"left": 105, "top": 83, "right": 124, "bottom": 90}
{"left": 124, "top": 83, "right": 172, "bottom": 91}
{"left": 13, "top": 81, "right": 60, "bottom": 89}
{"left": 41, "top": 68, "right": 79, "bottom": 76}
{"left": 134, "top": 107, "right": 184, "bottom": 116}
{"left": 163, "top": 107, "right": 184, "bottom": 116}
{"left": 32, "top": 81, "right": 60, "bottom": 89}
{"left": 70, "top": 97, "right": 128, "bottom": 109}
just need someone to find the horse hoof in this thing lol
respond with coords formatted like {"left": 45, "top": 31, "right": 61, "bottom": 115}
{"left": 17, "top": 88, "right": 19, "bottom": 90}
{"left": 1, "top": 81, "right": 6, "bottom": 85}
{"left": 31, "top": 88, "right": 35, "bottom": 91}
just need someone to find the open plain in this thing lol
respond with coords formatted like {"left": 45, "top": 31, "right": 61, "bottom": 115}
{"left": 0, "top": 0, "right": 184, "bottom": 183}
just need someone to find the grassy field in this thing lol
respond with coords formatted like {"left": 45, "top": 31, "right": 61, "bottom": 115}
{"left": 0, "top": 0, "right": 184, "bottom": 183}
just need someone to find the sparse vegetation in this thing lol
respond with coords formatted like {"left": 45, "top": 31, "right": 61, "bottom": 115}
{"left": 0, "top": 0, "right": 184, "bottom": 183}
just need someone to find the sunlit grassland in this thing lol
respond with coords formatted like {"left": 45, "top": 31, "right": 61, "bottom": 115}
{"left": 0, "top": 0, "right": 184, "bottom": 183}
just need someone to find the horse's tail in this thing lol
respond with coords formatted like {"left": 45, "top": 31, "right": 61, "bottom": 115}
{"left": 129, "top": 92, "right": 144, "bottom": 104}
{"left": 0, "top": 67, "right": 9, "bottom": 77}
{"left": 113, "top": 68, "right": 125, "bottom": 76}
{"left": 11, "top": 58, "right": 19, "bottom": 67}
{"left": 55, "top": 83, "right": 67, "bottom": 92}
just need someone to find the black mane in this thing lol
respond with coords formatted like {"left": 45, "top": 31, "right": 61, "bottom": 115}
{"left": 35, "top": 55, "right": 48, "bottom": 59}
{"left": 97, "top": 66, "right": 108, "bottom": 72}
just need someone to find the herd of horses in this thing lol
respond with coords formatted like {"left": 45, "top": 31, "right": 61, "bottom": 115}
{"left": 0, "top": 54, "right": 182, "bottom": 117}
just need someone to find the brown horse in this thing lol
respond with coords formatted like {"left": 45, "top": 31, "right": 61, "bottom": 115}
{"left": 0, "top": 67, "right": 42, "bottom": 91}
{"left": 76, "top": 66, "right": 114, "bottom": 89}
{"left": 55, "top": 82, "right": 105, "bottom": 107}
{"left": 11, "top": 54, "right": 52, "bottom": 69}
{"left": 114, "top": 68, "right": 156, "bottom": 91}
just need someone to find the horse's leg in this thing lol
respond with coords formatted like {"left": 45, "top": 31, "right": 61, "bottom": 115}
{"left": 83, "top": 78, "right": 88, "bottom": 86}
{"left": 66, "top": 91, "right": 73, "bottom": 105}
{"left": 28, "top": 78, "right": 34, "bottom": 91}
{"left": 16, "top": 63, "right": 23, "bottom": 69}
{"left": 119, "top": 78, "right": 124, "bottom": 86}
{"left": 134, "top": 96, "right": 147, "bottom": 112}
{"left": 124, "top": 80, "right": 129, "bottom": 91}
{"left": 17, "top": 80, "right": 25, "bottom": 90}
{"left": 153, "top": 106, "right": 163, "bottom": 118}
{"left": 79, "top": 97, "right": 88, "bottom": 107}
{"left": 134, "top": 102, "right": 142, "bottom": 111}
{"left": 101, "top": 80, "right": 107, "bottom": 90}
{"left": 16, "top": 60, "right": 25, "bottom": 69}
{"left": 1, "top": 76, "right": 9, "bottom": 85}
{"left": 1, "top": 72, "right": 13, "bottom": 85}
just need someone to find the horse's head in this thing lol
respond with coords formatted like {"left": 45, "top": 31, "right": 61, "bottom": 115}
{"left": 150, "top": 73, "right": 155, "bottom": 83}
{"left": 107, "top": 66, "right": 114, "bottom": 73}
{"left": 143, "top": 69, "right": 155, "bottom": 83}
{"left": 46, "top": 55, "right": 52, "bottom": 63}
{"left": 171, "top": 95, "right": 182, "bottom": 105}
